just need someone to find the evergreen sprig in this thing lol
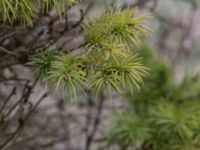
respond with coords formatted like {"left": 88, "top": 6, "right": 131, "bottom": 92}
{"left": 84, "top": 8, "right": 151, "bottom": 51}
{"left": 32, "top": 45, "right": 57, "bottom": 80}
{"left": 0, "top": 0, "right": 79, "bottom": 25}
{"left": 47, "top": 54, "right": 87, "bottom": 99}
{"left": 32, "top": 8, "right": 150, "bottom": 99}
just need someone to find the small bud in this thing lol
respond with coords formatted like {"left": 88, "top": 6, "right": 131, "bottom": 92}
{"left": 64, "top": 76, "right": 68, "bottom": 81}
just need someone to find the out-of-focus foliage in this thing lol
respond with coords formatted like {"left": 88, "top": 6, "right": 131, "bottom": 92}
{"left": 0, "top": 0, "right": 79, "bottom": 25}
{"left": 32, "top": 9, "right": 150, "bottom": 100}
{"left": 107, "top": 46, "right": 200, "bottom": 150}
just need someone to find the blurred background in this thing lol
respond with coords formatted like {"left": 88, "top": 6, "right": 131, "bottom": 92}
{"left": 0, "top": 0, "right": 200, "bottom": 150}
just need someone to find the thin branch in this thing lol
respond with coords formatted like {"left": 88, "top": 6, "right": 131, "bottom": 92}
{"left": 0, "top": 87, "right": 16, "bottom": 114}
{"left": 0, "top": 92, "right": 48, "bottom": 150}
{"left": 73, "top": 2, "right": 93, "bottom": 28}
{"left": 0, "top": 46, "right": 18, "bottom": 57}
{"left": 85, "top": 91, "right": 105, "bottom": 150}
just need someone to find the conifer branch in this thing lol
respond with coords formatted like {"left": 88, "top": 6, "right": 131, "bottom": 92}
{"left": 32, "top": 8, "right": 150, "bottom": 100}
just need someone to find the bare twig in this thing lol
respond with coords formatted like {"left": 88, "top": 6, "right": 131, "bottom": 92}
{"left": 0, "top": 92, "right": 48, "bottom": 150}
{"left": 0, "top": 47, "right": 18, "bottom": 57}
{"left": 0, "top": 87, "right": 16, "bottom": 115}
{"left": 85, "top": 91, "right": 105, "bottom": 150}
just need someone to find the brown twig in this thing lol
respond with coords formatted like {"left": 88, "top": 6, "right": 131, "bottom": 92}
{"left": 85, "top": 91, "right": 105, "bottom": 150}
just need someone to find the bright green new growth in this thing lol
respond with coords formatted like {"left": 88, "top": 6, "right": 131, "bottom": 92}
{"left": 84, "top": 8, "right": 150, "bottom": 47}
{"left": 0, "top": 0, "right": 79, "bottom": 25}
{"left": 47, "top": 54, "right": 87, "bottom": 99}
{"left": 83, "top": 8, "right": 150, "bottom": 95}
{"left": 32, "top": 8, "right": 150, "bottom": 100}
